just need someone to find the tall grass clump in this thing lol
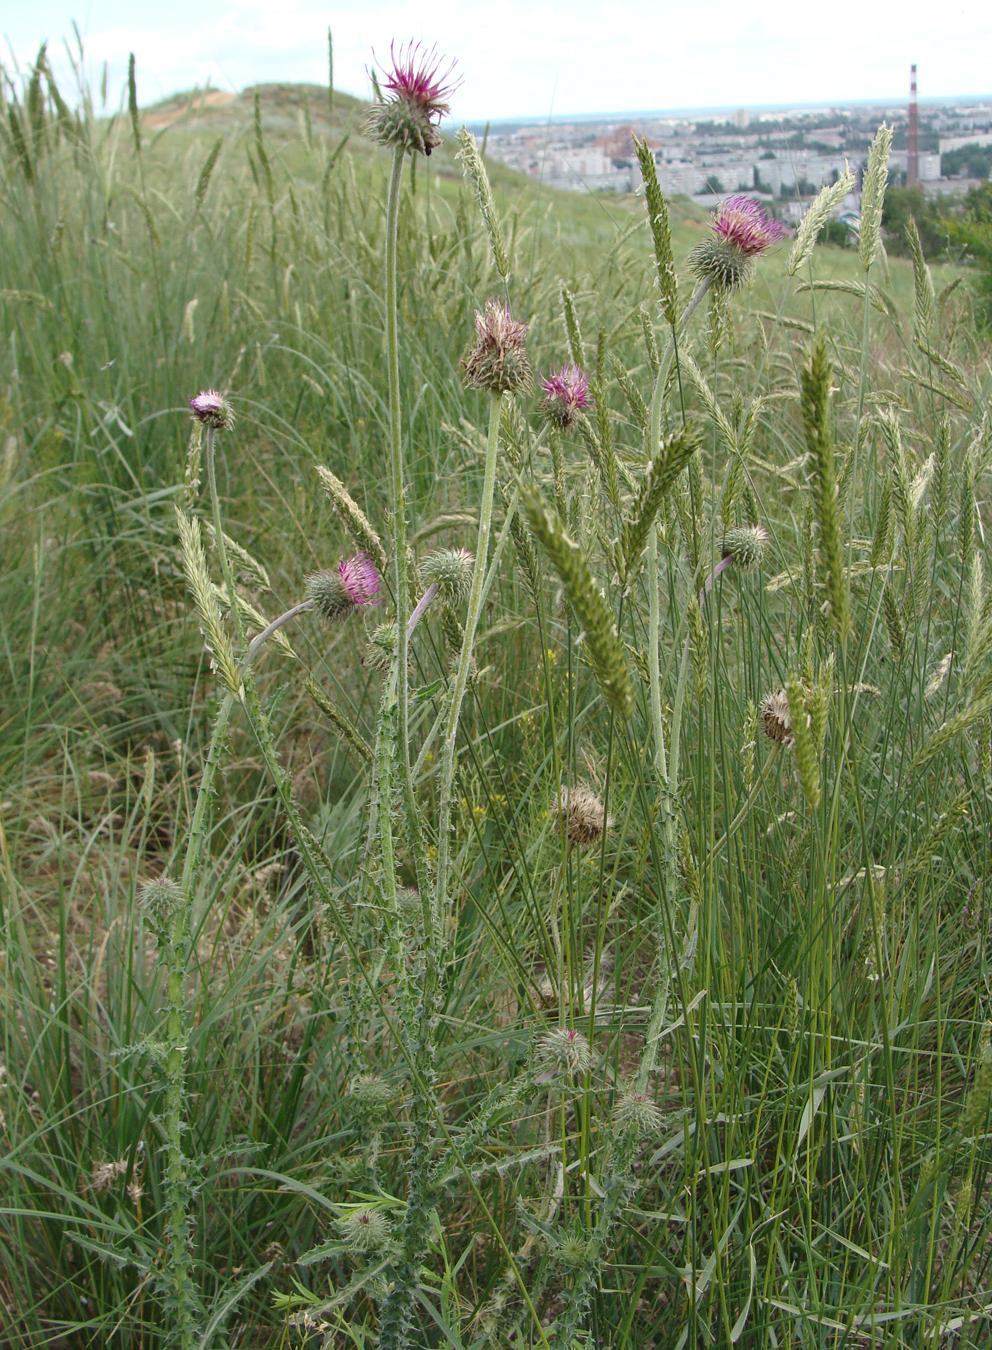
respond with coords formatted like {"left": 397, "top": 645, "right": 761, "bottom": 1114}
{"left": 2, "top": 36, "right": 992, "bottom": 1350}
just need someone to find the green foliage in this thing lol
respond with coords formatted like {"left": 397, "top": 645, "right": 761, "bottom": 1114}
{"left": 1, "top": 53, "right": 991, "bottom": 1350}
{"left": 941, "top": 142, "right": 992, "bottom": 179}
{"left": 945, "top": 183, "right": 992, "bottom": 322}
{"left": 882, "top": 185, "right": 953, "bottom": 257}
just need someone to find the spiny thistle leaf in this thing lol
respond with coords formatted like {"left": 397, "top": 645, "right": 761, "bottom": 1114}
{"left": 304, "top": 678, "right": 373, "bottom": 763}
{"left": 521, "top": 488, "right": 633, "bottom": 718}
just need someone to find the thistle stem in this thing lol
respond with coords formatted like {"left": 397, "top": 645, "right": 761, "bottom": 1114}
{"left": 434, "top": 391, "right": 504, "bottom": 933}
{"left": 383, "top": 144, "right": 423, "bottom": 883}
{"left": 160, "top": 429, "right": 250, "bottom": 1346}
{"left": 159, "top": 900, "right": 200, "bottom": 1350}
{"left": 241, "top": 598, "right": 314, "bottom": 672}
{"left": 205, "top": 428, "right": 248, "bottom": 652}
{"left": 407, "top": 582, "right": 438, "bottom": 637}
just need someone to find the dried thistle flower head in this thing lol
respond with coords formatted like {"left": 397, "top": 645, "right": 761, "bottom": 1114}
{"left": 338, "top": 1207, "right": 390, "bottom": 1252}
{"left": 188, "top": 389, "right": 234, "bottom": 431}
{"left": 536, "top": 1026, "right": 592, "bottom": 1077}
{"left": 367, "top": 41, "right": 458, "bottom": 157}
{"left": 689, "top": 195, "right": 788, "bottom": 291}
{"left": 462, "top": 299, "right": 531, "bottom": 394}
{"left": 306, "top": 554, "right": 383, "bottom": 621}
{"left": 419, "top": 547, "right": 475, "bottom": 603}
{"left": 85, "top": 1157, "right": 129, "bottom": 1194}
{"left": 760, "top": 689, "right": 794, "bottom": 748}
{"left": 723, "top": 524, "right": 769, "bottom": 570}
{"left": 553, "top": 784, "right": 609, "bottom": 846}
{"left": 540, "top": 364, "right": 592, "bottom": 429}
{"left": 613, "top": 1089, "right": 663, "bottom": 1135}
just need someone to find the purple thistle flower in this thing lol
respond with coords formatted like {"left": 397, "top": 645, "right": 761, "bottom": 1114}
{"left": 688, "top": 195, "right": 789, "bottom": 292}
{"left": 368, "top": 41, "right": 459, "bottom": 156}
{"left": 337, "top": 553, "right": 383, "bottom": 607}
{"left": 381, "top": 41, "right": 459, "bottom": 119}
{"left": 540, "top": 365, "right": 592, "bottom": 429}
{"left": 188, "top": 388, "right": 234, "bottom": 431}
{"left": 306, "top": 553, "right": 383, "bottom": 621}
{"left": 712, "top": 195, "right": 789, "bottom": 257}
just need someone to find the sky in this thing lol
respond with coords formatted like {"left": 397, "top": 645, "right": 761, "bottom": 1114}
{"left": 3, "top": 0, "right": 990, "bottom": 122}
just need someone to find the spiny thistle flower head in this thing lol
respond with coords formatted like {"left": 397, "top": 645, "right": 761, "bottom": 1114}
{"left": 723, "top": 524, "right": 769, "bottom": 570}
{"left": 306, "top": 554, "right": 383, "bottom": 621}
{"left": 540, "top": 364, "right": 592, "bottom": 429}
{"left": 557, "top": 1234, "right": 593, "bottom": 1269}
{"left": 760, "top": 689, "right": 794, "bottom": 749}
{"left": 138, "top": 877, "right": 183, "bottom": 927}
{"left": 613, "top": 1089, "right": 663, "bottom": 1135}
{"left": 85, "top": 1157, "right": 129, "bottom": 1194}
{"left": 363, "top": 621, "right": 398, "bottom": 672}
{"left": 188, "top": 388, "right": 235, "bottom": 431}
{"left": 553, "top": 784, "right": 609, "bottom": 846}
{"left": 348, "top": 1073, "right": 397, "bottom": 1115}
{"left": 367, "top": 41, "right": 458, "bottom": 157}
{"left": 536, "top": 1026, "right": 592, "bottom": 1077}
{"left": 462, "top": 299, "right": 531, "bottom": 394}
{"left": 338, "top": 1207, "right": 390, "bottom": 1252}
{"left": 689, "top": 195, "right": 788, "bottom": 292}
{"left": 419, "top": 547, "right": 475, "bottom": 603}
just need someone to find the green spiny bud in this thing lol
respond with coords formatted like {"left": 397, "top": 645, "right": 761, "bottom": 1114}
{"left": 419, "top": 547, "right": 475, "bottom": 604}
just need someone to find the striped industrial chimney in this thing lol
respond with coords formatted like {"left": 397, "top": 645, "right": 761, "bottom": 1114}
{"left": 908, "top": 64, "right": 919, "bottom": 187}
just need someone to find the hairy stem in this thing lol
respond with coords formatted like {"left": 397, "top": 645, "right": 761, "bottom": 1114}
{"left": 383, "top": 144, "right": 424, "bottom": 887}
{"left": 434, "top": 391, "right": 504, "bottom": 933}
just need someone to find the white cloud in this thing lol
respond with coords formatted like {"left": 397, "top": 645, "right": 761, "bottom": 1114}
{"left": 6, "top": 0, "right": 991, "bottom": 119}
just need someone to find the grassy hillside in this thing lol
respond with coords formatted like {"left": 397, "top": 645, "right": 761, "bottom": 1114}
{"left": 1, "top": 59, "right": 992, "bottom": 1350}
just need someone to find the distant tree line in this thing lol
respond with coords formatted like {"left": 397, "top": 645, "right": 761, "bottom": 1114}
{"left": 881, "top": 183, "right": 992, "bottom": 322}
{"left": 940, "top": 144, "right": 992, "bottom": 180}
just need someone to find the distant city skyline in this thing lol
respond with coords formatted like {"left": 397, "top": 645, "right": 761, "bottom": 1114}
{"left": 3, "top": 0, "right": 990, "bottom": 123}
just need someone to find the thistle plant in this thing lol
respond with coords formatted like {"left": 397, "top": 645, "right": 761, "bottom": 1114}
{"left": 370, "top": 42, "right": 458, "bottom": 909}
{"left": 9, "top": 51, "right": 991, "bottom": 1347}
{"left": 138, "top": 878, "right": 202, "bottom": 1347}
